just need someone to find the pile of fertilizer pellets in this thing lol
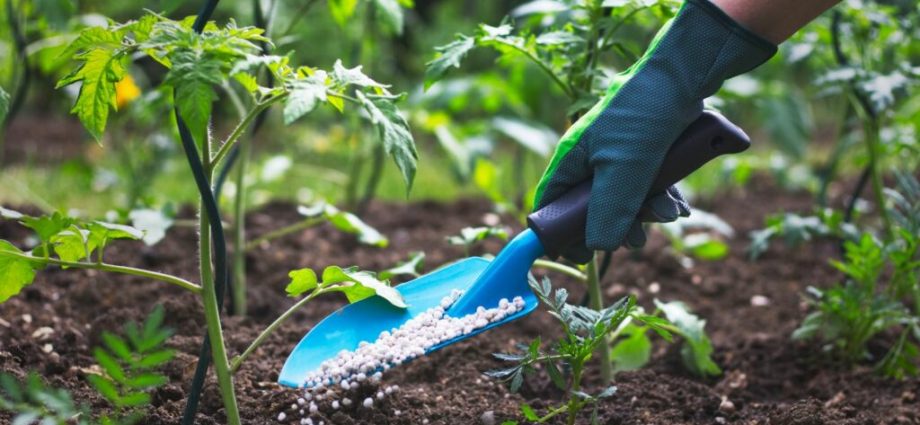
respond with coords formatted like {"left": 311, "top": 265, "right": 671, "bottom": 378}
{"left": 278, "top": 291, "right": 525, "bottom": 423}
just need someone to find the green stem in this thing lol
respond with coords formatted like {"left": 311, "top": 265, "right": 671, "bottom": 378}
{"left": 8, "top": 252, "right": 201, "bottom": 293}
{"left": 532, "top": 259, "right": 587, "bottom": 282}
{"left": 502, "top": 41, "right": 574, "bottom": 99}
{"left": 230, "top": 288, "right": 322, "bottom": 373}
{"left": 231, "top": 136, "right": 251, "bottom": 316}
{"left": 211, "top": 95, "right": 285, "bottom": 169}
{"left": 536, "top": 403, "right": 571, "bottom": 423}
{"left": 199, "top": 154, "right": 242, "bottom": 425}
{"left": 244, "top": 217, "right": 324, "bottom": 251}
{"left": 586, "top": 253, "right": 613, "bottom": 383}
{"left": 566, "top": 362, "right": 585, "bottom": 425}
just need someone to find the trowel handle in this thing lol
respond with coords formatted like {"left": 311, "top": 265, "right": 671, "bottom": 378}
{"left": 526, "top": 110, "right": 750, "bottom": 259}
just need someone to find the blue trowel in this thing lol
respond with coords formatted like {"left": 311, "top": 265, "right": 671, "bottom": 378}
{"left": 278, "top": 111, "right": 751, "bottom": 387}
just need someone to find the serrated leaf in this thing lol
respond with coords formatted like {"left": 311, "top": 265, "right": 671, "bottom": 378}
{"left": 284, "top": 71, "right": 329, "bottom": 124}
{"left": 331, "top": 60, "right": 388, "bottom": 90}
{"left": 425, "top": 35, "right": 475, "bottom": 89}
{"left": 0, "top": 241, "right": 39, "bottom": 303}
{"left": 328, "top": 0, "right": 358, "bottom": 26}
{"left": 356, "top": 92, "right": 417, "bottom": 192}
{"left": 286, "top": 268, "right": 318, "bottom": 297}
{"left": 56, "top": 41, "right": 127, "bottom": 142}
{"left": 174, "top": 79, "right": 216, "bottom": 146}
{"left": 323, "top": 204, "right": 388, "bottom": 247}
{"left": 21, "top": 212, "right": 75, "bottom": 243}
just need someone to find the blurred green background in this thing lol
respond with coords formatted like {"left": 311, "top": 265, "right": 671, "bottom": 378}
{"left": 0, "top": 0, "right": 916, "bottom": 219}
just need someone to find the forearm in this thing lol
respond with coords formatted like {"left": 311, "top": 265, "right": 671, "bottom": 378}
{"left": 710, "top": 0, "right": 841, "bottom": 44}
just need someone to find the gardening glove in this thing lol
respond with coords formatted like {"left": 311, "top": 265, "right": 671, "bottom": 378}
{"left": 533, "top": 0, "right": 776, "bottom": 263}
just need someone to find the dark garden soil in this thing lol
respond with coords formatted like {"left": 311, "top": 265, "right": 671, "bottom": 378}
{"left": 1, "top": 178, "right": 918, "bottom": 425}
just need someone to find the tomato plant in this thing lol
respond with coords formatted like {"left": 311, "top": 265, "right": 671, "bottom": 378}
{"left": 0, "top": 6, "right": 421, "bottom": 424}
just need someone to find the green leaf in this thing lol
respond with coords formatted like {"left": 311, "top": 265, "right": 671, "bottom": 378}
{"left": 51, "top": 227, "right": 94, "bottom": 263}
{"left": 373, "top": 0, "right": 405, "bottom": 34}
{"left": 425, "top": 35, "right": 475, "bottom": 89}
{"left": 323, "top": 205, "right": 389, "bottom": 247}
{"left": 174, "top": 79, "right": 216, "bottom": 147}
{"left": 331, "top": 60, "right": 388, "bottom": 90}
{"left": 545, "top": 361, "right": 566, "bottom": 391}
{"left": 654, "top": 300, "right": 721, "bottom": 376}
{"left": 89, "top": 221, "right": 144, "bottom": 244}
{"left": 0, "top": 241, "right": 39, "bottom": 303}
{"left": 136, "top": 350, "right": 175, "bottom": 368}
{"left": 20, "top": 212, "right": 75, "bottom": 243}
{"left": 520, "top": 403, "right": 539, "bottom": 421}
{"left": 683, "top": 234, "right": 729, "bottom": 261}
{"left": 283, "top": 71, "right": 329, "bottom": 124}
{"left": 356, "top": 92, "right": 417, "bottom": 192}
{"left": 125, "top": 374, "right": 168, "bottom": 389}
{"left": 286, "top": 268, "right": 318, "bottom": 297}
{"left": 93, "top": 348, "right": 126, "bottom": 384}
{"left": 322, "top": 266, "right": 407, "bottom": 308}
{"left": 102, "top": 333, "right": 132, "bottom": 361}
{"left": 328, "top": 0, "right": 359, "bottom": 26}
{"left": 447, "top": 226, "right": 509, "bottom": 247}
{"left": 378, "top": 252, "right": 425, "bottom": 280}
{"left": 610, "top": 325, "right": 652, "bottom": 373}
{"left": 118, "top": 391, "right": 151, "bottom": 407}
{"left": 87, "top": 375, "right": 120, "bottom": 405}
{"left": 56, "top": 47, "right": 127, "bottom": 142}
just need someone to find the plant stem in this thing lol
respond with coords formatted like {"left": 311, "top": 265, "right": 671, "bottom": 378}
{"left": 502, "top": 41, "right": 574, "bottom": 99}
{"left": 198, "top": 152, "right": 241, "bottom": 425}
{"left": 532, "top": 259, "right": 587, "bottom": 282}
{"left": 585, "top": 253, "right": 613, "bottom": 383}
{"left": 244, "top": 217, "right": 324, "bottom": 251}
{"left": 230, "top": 289, "right": 322, "bottom": 372}
{"left": 536, "top": 403, "right": 571, "bottom": 423}
{"left": 211, "top": 96, "right": 285, "bottom": 169}
{"left": 566, "top": 361, "right": 585, "bottom": 425}
{"left": 231, "top": 134, "right": 251, "bottom": 316}
{"left": 7, "top": 251, "right": 201, "bottom": 293}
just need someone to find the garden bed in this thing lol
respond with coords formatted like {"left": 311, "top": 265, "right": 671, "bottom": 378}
{"left": 1, "top": 180, "right": 917, "bottom": 425}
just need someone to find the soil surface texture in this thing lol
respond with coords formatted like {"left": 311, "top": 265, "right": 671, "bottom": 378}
{"left": 1, "top": 179, "right": 918, "bottom": 425}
